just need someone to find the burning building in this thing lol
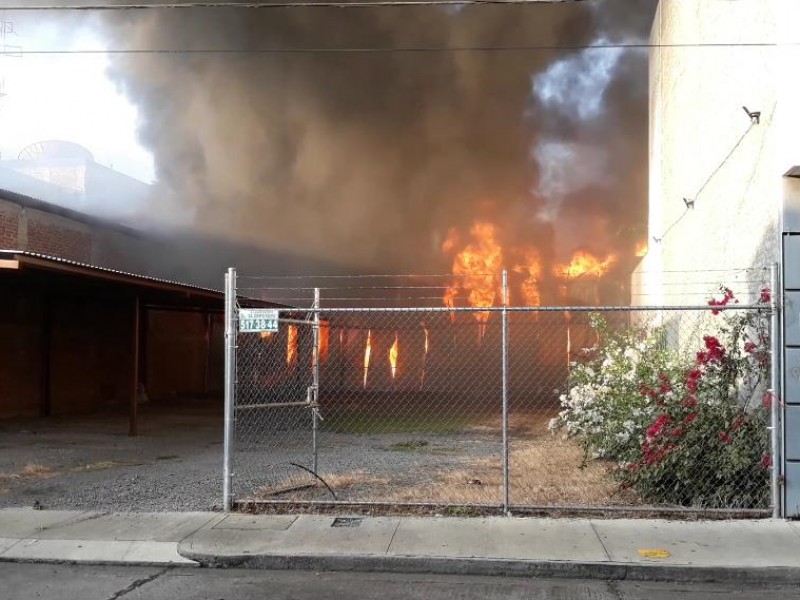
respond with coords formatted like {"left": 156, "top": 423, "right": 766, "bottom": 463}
{"left": 91, "top": 1, "right": 656, "bottom": 286}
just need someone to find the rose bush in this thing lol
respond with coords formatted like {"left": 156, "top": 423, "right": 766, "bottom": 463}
{"left": 549, "top": 314, "right": 683, "bottom": 466}
{"left": 552, "top": 287, "right": 773, "bottom": 508}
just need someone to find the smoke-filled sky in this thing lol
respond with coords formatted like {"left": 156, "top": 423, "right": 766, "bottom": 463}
{"left": 2, "top": 0, "right": 658, "bottom": 279}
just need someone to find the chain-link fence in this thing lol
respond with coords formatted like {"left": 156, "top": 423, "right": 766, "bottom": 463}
{"left": 223, "top": 270, "right": 781, "bottom": 516}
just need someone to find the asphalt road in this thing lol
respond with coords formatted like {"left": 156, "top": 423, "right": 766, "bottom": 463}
{"left": 2, "top": 564, "right": 800, "bottom": 600}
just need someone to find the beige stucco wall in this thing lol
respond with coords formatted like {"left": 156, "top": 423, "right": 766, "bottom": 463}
{"left": 633, "top": 0, "right": 800, "bottom": 307}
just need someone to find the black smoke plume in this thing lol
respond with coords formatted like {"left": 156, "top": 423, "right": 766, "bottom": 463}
{"left": 100, "top": 0, "right": 657, "bottom": 278}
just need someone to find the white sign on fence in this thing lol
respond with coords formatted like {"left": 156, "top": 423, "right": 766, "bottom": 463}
{"left": 239, "top": 308, "right": 279, "bottom": 333}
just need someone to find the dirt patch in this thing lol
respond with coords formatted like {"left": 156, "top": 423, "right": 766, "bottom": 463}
{"left": 242, "top": 410, "right": 640, "bottom": 507}
{"left": 386, "top": 440, "right": 430, "bottom": 453}
{"left": 0, "top": 464, "right": 57, "bottom": 481}
{"left": 0, "top": 399, "right": 225, "bottom": 511}
{"left": 70, "top": 461, "right": 144, "bottom": 473}
{"left": 322, "top": 471, "right": 391, "bottom": 489}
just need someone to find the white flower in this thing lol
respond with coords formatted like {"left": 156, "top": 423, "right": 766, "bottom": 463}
{"left": 623, "top": 347, "right": 640, "bottom": 363}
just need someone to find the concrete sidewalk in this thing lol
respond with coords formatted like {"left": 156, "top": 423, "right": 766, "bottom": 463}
{"left": 2, "top": 508, "right": 800, "bottom": 583}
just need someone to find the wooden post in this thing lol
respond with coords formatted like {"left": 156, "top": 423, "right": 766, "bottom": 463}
{"left": 203, "top": 312, "right": 212, "bottom": 394}
{"left": 39, "top": 290, "right": 52, "bottom": 418}
{"left": 129, "top": 295, "right": 140, "bottom": 437}
{"left": 139, "top": 307, "right": 148, "bottom": 395}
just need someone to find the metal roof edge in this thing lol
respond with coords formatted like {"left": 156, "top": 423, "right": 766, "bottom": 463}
{"left": 0, "top": 249, "right": 223, "bottom": 299}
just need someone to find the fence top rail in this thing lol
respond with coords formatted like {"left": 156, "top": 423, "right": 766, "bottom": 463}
{"left": 234, "top": 267, "right": 769, "bottom": 280}
{"left": 241, "top": 304, "right": 768, "bottom": 314}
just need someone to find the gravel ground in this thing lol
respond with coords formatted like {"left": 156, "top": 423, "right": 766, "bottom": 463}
{"left": 0, "top": 401, "right": 225, "bottom": 512}
{"left": 0, "top": 400, "right": 504, "bottom": 511}
{"left": 235, "top": 429, "right": 503, "bottom": 504}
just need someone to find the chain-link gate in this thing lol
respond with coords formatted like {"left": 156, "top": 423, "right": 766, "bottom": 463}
{"left": 223, "top": 267, "right": 783, "bottom": 516}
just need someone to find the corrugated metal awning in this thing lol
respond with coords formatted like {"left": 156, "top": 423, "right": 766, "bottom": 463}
{"left": 0, "top": 249, "right": 223, "bottom": 300}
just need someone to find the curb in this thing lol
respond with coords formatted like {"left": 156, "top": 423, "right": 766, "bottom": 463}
{"left": 177, "top": 551, "right": 800, "bottom": 585}
{"left": 0, "top": 555, "right": 199, "bottom": 568}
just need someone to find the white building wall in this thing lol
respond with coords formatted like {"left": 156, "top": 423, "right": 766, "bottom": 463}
{"left": 633, "top": 0, "right": 791, "bottom": 307}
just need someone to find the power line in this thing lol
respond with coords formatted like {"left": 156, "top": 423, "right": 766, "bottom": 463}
{"left": 7, "top": 42, "right": 799, "bottom": 55}
{"left": 0, "top": 0, "right": 589, "bottom": 9}
{"left": 651, "top": 115, "right": 759, "bottom": 245}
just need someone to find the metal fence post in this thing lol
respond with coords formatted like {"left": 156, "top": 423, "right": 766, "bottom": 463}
{"left": 223, "top": 267, "right": 237, "bottom": 512}
{"left": 770, "top": 263, "right": 782, "bottom": 518}
{"left": 501, "top": 270, "right": 510, "bottom": 515}
{"left": 312, "top": 287, "right": 320, "bottom": 474}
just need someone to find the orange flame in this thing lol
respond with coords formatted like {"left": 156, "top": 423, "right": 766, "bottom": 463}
{"left": 441, "top": 227, "right": 459, "bottom": 254}
{"left": 443, "top": 287, "right": 458, "bottom": 323}
{"left": 259, "top": 331, "right": 273, "bottom": 340}
{"left": 442, "top": 221, "right": 503, "bottom": 344}
{"left": 287, "top": 325, "right": 298, "bottom": 365}
{"left": 389, "top": 332, "right": 399, "bottom": 379}
{"left": 566, "top": 323, "right": 572, "bottom": 368}
{"left": 554, "top": 251, "right": 617, "bottom": 279}
{"left": 318, "top": 321, "right": 329, "bottom": 362}
{"left": 420, "top": 324, "right": 429, "bottom": 388}
{"left": 363, "top": 329, "right": 372, "bottom": 388}
{"left": 635, "top": 241, "right": 648, "bottom": 257}
{"left": 513, "top": 247, "right": 542, "bottom": 308}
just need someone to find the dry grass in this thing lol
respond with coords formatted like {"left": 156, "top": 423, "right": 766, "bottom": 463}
{"left": 377, "top": 435, "right": 637, "bottom": 506}
{"left": 368, "top": 410, "right": 639, "bottom": 506}
{"left": 253, "top": 470, "right": 391, "bottom": 500}
{"left": 253, "top": 470, "right": 390, "bottom": 499}
{"left": 70, "top": 460, "right": 142, "bottom": 473}
{"left": 321, "top": 471, "right": 390, "bottom": 489}
{"left": 0, "top": 463, "right": 56, "bottom": 481}
{"left": 248, "top": 409, "right": 640, "bottom": 507}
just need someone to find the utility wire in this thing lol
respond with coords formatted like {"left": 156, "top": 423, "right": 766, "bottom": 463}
{"left": 652, "top": 119, "right": 757, "bottom": 244}
{"left": 0, "top": 0, "right": 592, "bottom": 7}
{"left": 5, "top": 42, "right": 800, "bottom": 55}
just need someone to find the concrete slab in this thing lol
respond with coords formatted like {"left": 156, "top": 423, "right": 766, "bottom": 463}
{"left": 3, "top": 539, "right": 136, "bottom": 563}
{"left": 0, "top": 537, "right": 21, "bottom": 555}
{"left": 282, "top": 516, "right": 399, "bottom": 555}
{"left": 387, "top": 518, "right": 608, "bottom": 563}
{"left": 592, "top": 519, "right": 800, "bottom": 567}
{"left": 181, "top": 515, "right": 399, "bottom": 558}
{"left": 0, "top": 509, "right": 89, "bottom": 538}
{"left": 786, "top": 520, "right": 800, "bottom": 540}
{"left": 36, "top": 512, "right": 219, "bottom": 542}
{"left": 212, "top": 514, "right": 297, "bottom": 531}
{"left": 2, "top": 538, "right": 194, "bottom": 565}
{"left": 122, "top": 541, "right": 198, "bottom": 565}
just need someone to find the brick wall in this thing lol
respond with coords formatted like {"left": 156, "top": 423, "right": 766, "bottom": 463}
{"left": 0, "top": 195, "right": 156, "bottom": 268}
{"left": 26, "top": 212, "right": 92, "bottom": 263}
{"left": 0, "top": 200, "right": 20, "bottom": 249}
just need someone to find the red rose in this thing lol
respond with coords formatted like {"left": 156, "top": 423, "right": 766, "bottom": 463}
{"left": 687, "top": 369, "right": 702, "bottom": 392}
{"left": 647, "top": 414, "right": 671, "bottom": 438}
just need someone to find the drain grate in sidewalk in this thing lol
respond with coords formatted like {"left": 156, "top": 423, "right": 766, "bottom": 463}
{"left": 331, "top": 517, "right": 363, "bottom": 528}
